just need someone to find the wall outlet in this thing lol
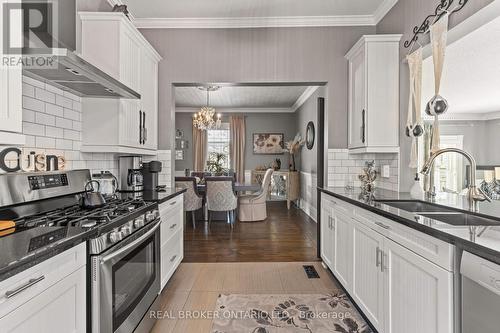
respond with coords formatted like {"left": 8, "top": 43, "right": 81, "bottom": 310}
{"left": 382, "top": 165, "right": 390, "bottom": 178}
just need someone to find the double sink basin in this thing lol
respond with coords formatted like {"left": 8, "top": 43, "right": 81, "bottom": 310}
{"left": 376, "top": 200, "right": 500, "bottom": 227}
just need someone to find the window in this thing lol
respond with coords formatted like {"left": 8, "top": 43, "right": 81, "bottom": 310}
{"left": 207, "top": 123, "right": 230, "bottom": 169}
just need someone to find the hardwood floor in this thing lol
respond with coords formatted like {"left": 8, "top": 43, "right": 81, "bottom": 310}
{"left": 151, "top": 262, "right": 343, "bottom": 333}
{"left": 183, "top": 202, "right": 319, "bottom": 262}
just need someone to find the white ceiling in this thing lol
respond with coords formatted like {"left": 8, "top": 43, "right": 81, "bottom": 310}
{"left": 422, "top": 14, "right": 500, "bottom": 116}
{"left": 116, "top": 0, "right": 398, "bottom": 28}
{"left": 175, "top": 85, "right": 312, "bottom": 111}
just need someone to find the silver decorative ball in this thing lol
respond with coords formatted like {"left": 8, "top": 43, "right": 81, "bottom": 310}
{"left": 405, "top": 124, "right": 424, "bottom": 138}
{"left": 425, "top": 95, "right": 449, "bottom": 116}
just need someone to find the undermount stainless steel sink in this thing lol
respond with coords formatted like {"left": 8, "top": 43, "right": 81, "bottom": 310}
{"left": 377, "top": 200, "right": 500, "bottom": 227}
{"left": 376, "top": 200, "right": 458, "bottom": 213}
{"left": 418, "top": 213, "right": 500, "bottom": 226}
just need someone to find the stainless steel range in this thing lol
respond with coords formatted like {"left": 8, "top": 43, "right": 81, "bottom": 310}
{"left": 0, "top": 169, "right": 161, "bottom": 333}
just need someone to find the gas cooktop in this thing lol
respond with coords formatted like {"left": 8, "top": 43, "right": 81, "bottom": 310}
{"left": 15, "top": 198, "right": 153, "bottom": 230}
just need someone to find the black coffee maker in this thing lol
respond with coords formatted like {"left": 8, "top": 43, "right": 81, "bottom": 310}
{"left": 141, "top": 161, "right": 162, "bottom": 191}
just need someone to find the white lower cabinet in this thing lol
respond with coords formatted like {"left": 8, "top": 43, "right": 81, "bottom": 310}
{"left": 384, "top": 238, "right": 453, "bottom": 333}
{"left": 320, "top": 193, "right": 454, "bottom": 333}
{"left": 159, "top": 196, "right": 184, "bottom": 290}
{"left": 332, "top": 210, "right": 352, "bottom": 290}
{"left": 320, "top": 197, "right": 335, "bottom": 268}
{"left": 352, "top": 221, "right": 385, "bottom": 332}
{"left": 0, "top": 243, "right": 86, "bottom": 333}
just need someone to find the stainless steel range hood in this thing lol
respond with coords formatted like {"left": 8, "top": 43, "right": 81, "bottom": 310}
{"left": 21, "top": 0, "right": 140, "bottom": 99}
{"left": 23, "top": 49, "right": 140, "bottom": 99}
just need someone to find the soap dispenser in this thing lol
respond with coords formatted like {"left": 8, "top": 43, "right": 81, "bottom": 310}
{"left": 410, "top": 173, "right": 424, "bottom": 199}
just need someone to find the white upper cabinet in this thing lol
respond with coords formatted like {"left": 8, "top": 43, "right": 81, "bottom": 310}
{"left": 0, "top": 0, "right": 24, "bottom": 145}
{"left": 78, "top": 12, "right": 162, "bottom": 155}
{"left": 345, "top": 35, "right": 402, "bottom": 154}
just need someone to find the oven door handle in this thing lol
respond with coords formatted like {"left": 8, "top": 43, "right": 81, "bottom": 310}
{"left": 100, "top": 220, "right": 161, "bottom": 264}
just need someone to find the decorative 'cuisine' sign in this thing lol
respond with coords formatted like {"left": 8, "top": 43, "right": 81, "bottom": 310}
{"left": 0, "top": 148, "right": 66, "bottom": 173}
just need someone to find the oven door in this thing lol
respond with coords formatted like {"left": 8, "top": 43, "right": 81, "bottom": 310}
{"left": 92, "top": 220, "right": 161, "bottom": 333}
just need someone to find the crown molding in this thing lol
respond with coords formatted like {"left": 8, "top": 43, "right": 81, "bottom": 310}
{"left": 134, "top": 15, "right": 377, "bottom": 29}
{"left": 372, "top": 0, "right": 399, "bottom": 24}
{"left": 109, "top": 0, "right": 398, "bottom": 29}
{"left": 176, "top": 107, "right": 294, "bottom": 114}
{"left": 291, "top": 86, "right": 320, "bottom": 112}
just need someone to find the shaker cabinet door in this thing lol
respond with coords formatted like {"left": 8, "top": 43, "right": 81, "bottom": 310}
{"left": 348, "top": 48, "right": 366, "bottom": 149}
{"left": 384, "top": 238, "right": 453, "bottom": 333}
{"left": 352, "top": 221, "right": 385, "bottom": 332}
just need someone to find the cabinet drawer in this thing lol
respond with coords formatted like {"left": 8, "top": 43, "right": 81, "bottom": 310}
{"left": 160, "top": 198, "right": 184, "bottom": 246}
{"left": 159, "top": 196, "right": 183, "bottom": 217}
{"left": 160, "top": 228, "right": 183, "bottom": 289}
{"left": 321, "top": 193, "right": 355, "bottom": 216}
{"left": 0, "top": 243, "right": 86, "bottom": 318}
{"left": 0, "top": 266, "right": 86, "bottom": 333}
{"left": 353, "top": 208, "right": 454, "bottom": 271}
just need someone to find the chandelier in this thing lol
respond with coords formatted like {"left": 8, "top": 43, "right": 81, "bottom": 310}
{"left": 193, "top": 86, "right": 221, "bottom": 131}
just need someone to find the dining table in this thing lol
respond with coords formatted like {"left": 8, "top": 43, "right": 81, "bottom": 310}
{"left": 196, "top": 182, "right": 261, "bottom": 193}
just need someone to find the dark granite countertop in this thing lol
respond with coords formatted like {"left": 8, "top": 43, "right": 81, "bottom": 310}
{"left": 318, "top": 187, "right": 500, "bottom": 265}
{"left": 0, "top": 226, "right": 95, "bottom": 282}
{"left": 139, "top": 188, "right": 186, "bottom": 204}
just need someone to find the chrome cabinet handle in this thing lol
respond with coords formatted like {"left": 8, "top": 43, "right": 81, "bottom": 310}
{"left": 376, "top": 247, "right": 381, "bottom": 267}
{"left": 375, "top": 222, "right": 390, "bottom": 230}
{"left": 169, "top": 223, "right": 177, "bottom": 229}
{"left": 328, "top": 216, "right": 331, "bottom": 229}
{"left": 170, "top": 255, "right": 177, "bottom": 262}
{"left": 361, "top": 109, "right": 366, "bottom": 144}
{"left": 380, "top": 251, "right": 386, "bottom": 272}
{"left": 5, "top": 276, "right": 45, "bottom": 299}
{"left": 169, "top": 201, "right": 177, "bottom": 206}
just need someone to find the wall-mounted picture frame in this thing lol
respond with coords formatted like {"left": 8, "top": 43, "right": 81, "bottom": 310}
{"left": 175, "top": 129, "right": 184, "bottom": 139}
{"left": 175, "top": 150, "right": 184, "bottom": 160}
{"left": 253, "top": 133, "right": 284, "bottom": 155}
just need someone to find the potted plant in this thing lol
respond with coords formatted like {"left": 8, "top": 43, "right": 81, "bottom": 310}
{"left": 206, "top": 152, "right": 229, "bottom": 175}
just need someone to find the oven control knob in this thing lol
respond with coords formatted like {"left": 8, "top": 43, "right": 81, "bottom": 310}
{"left": 120, "top": 225, "right": 132, "bottom": 236}
{"left": 109, "top": 231, "right": 123, "bottom": 243}
{"left": 134, "top": 217, "right": 145, "bottom": 228}
{"left": 145, "top": 211, "right": 156, "bottom": 222}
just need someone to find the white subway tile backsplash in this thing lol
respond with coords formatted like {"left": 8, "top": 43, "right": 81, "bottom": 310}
{"left": 55, "top": 138, "right": 73, "bottom": 150}
{"left": 22, "top": 76, "right": 45, "bottom": 88}
{"left": 23, "top": 96, "right": 45, "bottom": 112}
{"left": 35, "top": 112, "right": 55, "bottom": 126}
{"left": 45, "top": 126, "right": 63, "bottom": 138}
{"left": 56, "top": 95, "right": 73, "bottom": 109}
{"left": 23, "top": 109, "right": 35, "bottom": 123}
{"left": 7, "top": 76, "right": 171, "bottom": 183}
{"left": 36, "top": 137, "right": 56, "bottom": 149}
{"left": 23, "top": 122, "right": 45, "bottom": 136}
{"left": 63, "top": 129, "right": 80, "bottom": 141}
{"left": 328, "top": 149, "right": 400, "bottom": 191}
{"left": 45, "top": 103, "right": 64, "bottom": 117}
{"left": 35, "top": 87, "right": 56, "bottom": 103}
{"left": 55, "top": 117, "right": 73, "bottom": 129}
{"left": 22, "top": 83, "right": 35, "bottom": 97}
{"left": 63, "top": 108, "right": 80, "bottom": 121}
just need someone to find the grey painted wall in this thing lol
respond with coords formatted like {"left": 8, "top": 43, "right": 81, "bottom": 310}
{"left": 376, "top": 0, "right": 495, "bottom": 190}
{"left": 295, "top": 87, "right": 325, "bottom": 174}
{"left": 439, "top": 119, "right": 500, "bottom": 166}
{"left": 140, "top": 26, "right": 375, "bottom": 154}
{"left": 174, "top": 112, "right": 297, "bottom": 171}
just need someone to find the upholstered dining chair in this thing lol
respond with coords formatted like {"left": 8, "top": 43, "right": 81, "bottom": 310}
{"left": 190, "top": 171, "right": 212, "bottom": 182}
{"left": 205, "top": 176, "right": 238, "bottom": 229}
{"left": 238, "top": 168, "right": 273, "bottom": 222}
{"left": 175, "top": 177, "right": 204, "bottom": 228}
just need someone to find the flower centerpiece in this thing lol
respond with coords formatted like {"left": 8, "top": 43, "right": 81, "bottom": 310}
{"left": 284, "top": 133, "right": 305, "bottom": 172}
